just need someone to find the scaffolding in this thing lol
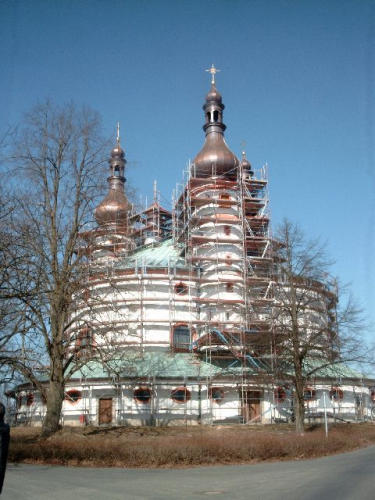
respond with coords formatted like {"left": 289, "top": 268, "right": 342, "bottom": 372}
{"left": 130, "top": 182, "right": 173, "bottom": 246}
{"left": 172, "top": 158, "right": 274, "bottom": 422}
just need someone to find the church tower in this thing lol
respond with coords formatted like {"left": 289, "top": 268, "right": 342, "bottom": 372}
{"left": 176, "top": 66, "right": 272, "bottom": 361}
{"left": 92, "top": 124, "right": 134, "bottom": 260}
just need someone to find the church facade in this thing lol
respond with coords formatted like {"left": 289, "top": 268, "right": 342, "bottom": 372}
{"left": 12, "top": 70, "right": 374, "bottom": 426}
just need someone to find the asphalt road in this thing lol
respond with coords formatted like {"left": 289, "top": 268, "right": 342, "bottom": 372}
{"left": 2, "top": 445, "right": 375, "bottom": 500}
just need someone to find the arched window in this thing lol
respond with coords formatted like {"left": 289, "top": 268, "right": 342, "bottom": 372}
{"left": 303, "top": 388, "right": 316, "bottom": 401}
{"left": 226, "top": 283, "right": 234, "bottom": 292}
{"left": 65, "top": 390, "right": 82, "bottom": 404}
{"left": 26, "top": 393, "right": 34, "bottom": 407}
{"left": 330, "top": 387, "right": 344, "bottom": 401}
{"left": 134, "top": 387, "right": 152, "bottom": 404}
{"left": 274, "top": 387, "right": 286, "bottom": 403}
{"left": 209, "top": 387, "right": 224, "bottom": 404}
{"left": 224, "top": 225, "right": 231, "bottom": 236}
{"left": 175, "top": 282, "right": 188, "bottom": 295}
{"left": 76, "top": 326, "right": 94, "bottom": 357}
{"left": 371, "top": 389, "right": 375, "bottom": 402}
{"left": 213, "top": 110, "right": 219, "bottom": 122}
{"left": 220, "top": 193, "right": 230, "bottom": 200}
{"left": 171, "top": 387, "right": 191, "bottom": 403}
{"left": 172, "top": 324, "right": 191, "bottom": 351}
{"left": 225, "top": 255, "right": 232, "bottom": 266}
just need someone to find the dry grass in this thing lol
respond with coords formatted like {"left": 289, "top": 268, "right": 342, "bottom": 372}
{"left": 9, "top": 423, "right": 375, "bottom": 468}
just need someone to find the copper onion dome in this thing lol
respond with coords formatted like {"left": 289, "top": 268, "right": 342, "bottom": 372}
{"left": 240, "top": 151, "right": 253, "bottom": 177}
{"left": 192, "top": 66, "right": 239, "bottom": 179}
{"left": 94, "top": 126, "right": 129, "bottom": 232}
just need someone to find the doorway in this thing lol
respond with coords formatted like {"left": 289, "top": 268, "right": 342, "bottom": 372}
{"left": 98, "top": 398, "right": 113, "bottom": 425}
{"left": 241, "top": 390, "right": 261, "bottom": 423}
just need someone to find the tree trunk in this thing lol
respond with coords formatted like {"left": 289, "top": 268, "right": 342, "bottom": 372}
{"left": 294, "top": 362, "right": 305, "bottom": 434}
{"left": 294, "top": 393, "right": 305, "bottom": 434}
{"left": 42, "top": 359, "right": 65, "bottom": 437}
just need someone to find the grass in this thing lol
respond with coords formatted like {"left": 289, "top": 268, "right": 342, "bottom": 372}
{"left": 8, "top": 423, "right": 375, "bottom": 468}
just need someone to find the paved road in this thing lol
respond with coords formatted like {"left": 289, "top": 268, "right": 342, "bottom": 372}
{"left": 2, "top": 445, "right": 375, "bottom": 500}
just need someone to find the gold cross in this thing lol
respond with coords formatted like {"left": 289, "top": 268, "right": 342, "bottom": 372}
{"left": 205, "top": 64, "right": 220, "bottom": 84}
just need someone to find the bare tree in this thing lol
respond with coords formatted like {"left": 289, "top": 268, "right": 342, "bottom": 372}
{"left": 0, "top": 101, "right": 113, "bottom": 435}
{"left": 273, "top": 219, "right": 368, "bottom": 434}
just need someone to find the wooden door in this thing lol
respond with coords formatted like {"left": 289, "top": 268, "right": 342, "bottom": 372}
{"left": 241, "top": 390, "right": 261, "bottom": 423}
{"left": 99, "top": 398, "right": 112, "bottom": 425}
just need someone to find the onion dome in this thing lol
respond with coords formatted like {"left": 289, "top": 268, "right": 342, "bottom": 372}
{"left": 192, "top": 66, "right": 239, "bottom": 179}
{"left": 240, "top": 151, "right": 254, "bottom": 178}
{"left": 205, "top": 83, "right": 222, "bottom": 104}
{"left": 94, "top": 126, "right": 129, "bottom": 232}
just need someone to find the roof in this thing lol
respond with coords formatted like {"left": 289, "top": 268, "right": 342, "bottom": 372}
{"left": 115, "top": 238, "right": 187, "bottom": 270}
{"left": 275, "top": 358, "right": 367, "bottom": 381}
{"left": 303, "top": 359, "right": 365, "bottom": 380}
{"left": 9, "top": 353, "right": 373, "bottom": 392}
{"left": 70, "top": 352, "right": 258, "bottom": 381}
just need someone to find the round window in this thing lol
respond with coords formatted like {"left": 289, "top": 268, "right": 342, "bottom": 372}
{"left": 329, "top": 387, "right": 344, "bottom": 401}
{"left": 65, "top": 390, "right": 82, "bottom": 404}
{"left": 134, "top": 387, "right": 152, "bottom": 404}
{"left": 274, "top": 387, "right": 286, "bottom": 403}
{"left": 175, "top": 282, "right": 188, "bottom": 295}
{"left": 171, "top": 387, "right": 191, "bottom": 403}
{"left": 209, "top": 387, "right": 224, "bottom": 404}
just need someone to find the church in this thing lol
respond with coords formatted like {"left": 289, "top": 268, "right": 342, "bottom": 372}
{"left": 13, "top": 67, "right": 374, "bottom": 426}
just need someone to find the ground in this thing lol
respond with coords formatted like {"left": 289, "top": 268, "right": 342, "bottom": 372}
{"left": 3, "top": 445, "right": 375, "bottom": 500}
{"left": 8, "top": 423, "right": 375, "bottom": 468}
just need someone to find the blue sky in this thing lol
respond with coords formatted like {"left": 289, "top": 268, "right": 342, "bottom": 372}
{"left": 1, "top": 0, "right": 374, "bottom": 340}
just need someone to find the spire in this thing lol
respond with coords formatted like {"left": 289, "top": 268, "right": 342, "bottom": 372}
{"left": 94, "top": 126, "right": 129, "bottom": 231}
{"left": 116, "top": 121, "right": 120, "bottom": 145}
{"left": 191, "top": 66, "right": 239, "bottom": 179}
{"left": 153, "top": 180, "right": 159, "bottom": 204}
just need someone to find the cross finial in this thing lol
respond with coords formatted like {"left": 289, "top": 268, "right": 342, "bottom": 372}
{"left": 240, "top": 140, "right": 247, "bottom": 157}
{"left": 205, "top": 64, "right": 220, "bottom": 85}
{"left": 116, "top": 122, "right": 120, "bottom": 145}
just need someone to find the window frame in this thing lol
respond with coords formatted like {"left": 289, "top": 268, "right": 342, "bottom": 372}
{"left": 64, "top": 389, "right": 82, "bottom": 405}
{"left": 133, "top": 387, "right": 152, "bottom": 404}
{"left": 174, "top": 282, "right": 188, "bottom": 295}
{"left": 329, "top": 387, "right": 344, "bottom": 401}
{"left": 171, "top": 387, "right": 191, "bottom": 404}
{"left": 274, "top": 387, "right": 286, "bottom": 403}
{"left": 209, "top": 387, "right": 224, "bottom": 404}
{"left": 75, "top": 325, "right": 95, "bottom": 357}
{"left": 171, "top": 323, "right": 192, "bottom": 352}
